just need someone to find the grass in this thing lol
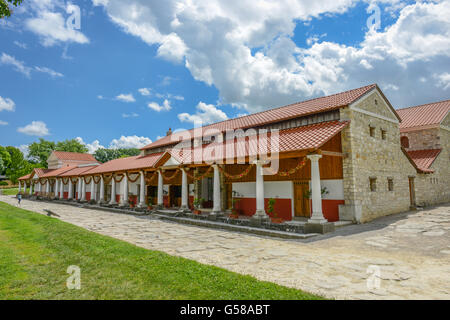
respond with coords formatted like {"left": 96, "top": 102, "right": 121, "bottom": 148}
{"left": 1, "top": 188, "right": 18, "bottom": 196}
{"left": 0, "top": 201, "right": 322, "bottom": 300}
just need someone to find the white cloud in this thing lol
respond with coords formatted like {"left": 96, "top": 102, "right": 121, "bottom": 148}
{"left": 25, "top": 8, "right": 89, "bottom": 47}
{"left": 116, "top": 93, "right": 136, "bottom": 103}
{"left": 17, "top": 121, "right": 50, "bottom": 136}
{"left": 138, "top": 88, "right": 151, "bottom": 96}
{"left": 0, "top": 120, "right": 8, "bottom": 126}
{"left": 0, "top": 53, "right": 32, "bottom": 77}
{"left": 93, "top": 0, "right": 450, "bottom": 111}
{"left": 435, "top": 72, "right": 450, "bottom": 91}
{"left": 14, "top": 41, "right": 28, "bottom": 49}
{"left": 0, "top": 96, "right": 15, "bottom": 112}
{"left": 109, "top": 135, "right": 152, "bottom": 149}
{"left": 122, "top": 112, "right": 139, "bottom": 118}
{"left": 76, "top": 137, "right": 104, "bottom": 154}
{"left": 18, "top": 144, "right": 30, "bottom": 158}
{"left": 148, "top": 99, "right": 172, "bottom": 112}
{"left": 35, "top": 66, "right": 64, "bottom": 78}
{"left": 178, "top": 102, "right": 228, "bottom": 126}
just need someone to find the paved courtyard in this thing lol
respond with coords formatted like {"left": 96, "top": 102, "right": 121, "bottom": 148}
{"left": 1, "top": 195, "right": 449, "bottom": 300}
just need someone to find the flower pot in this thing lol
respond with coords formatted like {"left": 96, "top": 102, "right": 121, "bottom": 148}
{"left": 229, "top": 214, "right": 239, "bottom": 219}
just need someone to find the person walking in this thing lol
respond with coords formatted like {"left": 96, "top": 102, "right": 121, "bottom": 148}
{"left": 17, "top": 193, "right": 22, "bottom": 206}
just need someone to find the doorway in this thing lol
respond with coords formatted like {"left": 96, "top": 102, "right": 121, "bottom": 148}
{"left": 409, "top": 177, "right": 416, "bottom": 207}
{"left": 294, "top": 181, "right": 310, "bottom": 218}
{"left": 169, "top": 185, "right": 181, "bottom": 208}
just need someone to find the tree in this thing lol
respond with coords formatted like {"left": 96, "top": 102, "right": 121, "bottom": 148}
{"left": 0, "top": 146, "right": 12, "bottom": 174}
{"left": 94, "top": 148, "right": 141, "bottom": 163}
{"left": 28, "top": 138, "right": 56, "bottom": 168}
{"left": 4, "top": 146, "right": 42, "bottom": 184}
{"left": 56, "top": 139, "right": 88, "bottom": 154}
{"left": 0, "top": 0, "right": 23, "bottom": 19}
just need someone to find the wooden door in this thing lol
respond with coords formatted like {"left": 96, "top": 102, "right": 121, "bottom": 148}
{"left": 409, "top": 177, "right": 416, "bottom": 206}
{"left": 225, "top": 184, "right": 232, "bottom": 210}
{"left": 294, "top": 181, "right": 310, "bottom": 218}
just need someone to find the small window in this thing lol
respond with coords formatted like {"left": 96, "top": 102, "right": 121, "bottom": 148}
{"left": 388, "top": 178, "right": 394, "bottom": 191}
{"left": 401, "top": 136, "right": 409, "bottom": 148}
{"left": 375, "top": 99, "right": 378, "bottom": 105}
{"left": 370, "top": 177, "right": 377, "bottom": 192}
{"left": 381, "top": 129, "right": 387, "bottom": 140}
{"left": 369, "top": 126, "right": 376, "bottom": 137}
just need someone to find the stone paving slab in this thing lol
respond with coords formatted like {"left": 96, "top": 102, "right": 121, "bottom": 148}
{"left": 1, "top": 195, "right": 449, "bottom": 300}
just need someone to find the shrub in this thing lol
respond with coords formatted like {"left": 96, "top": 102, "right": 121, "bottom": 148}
{"left": 0, "top": 181, "right": 8, "bottom": 186}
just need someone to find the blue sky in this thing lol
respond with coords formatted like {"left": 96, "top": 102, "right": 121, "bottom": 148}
{"left": 0, "top": 0, "right": 449, "bottom": 154}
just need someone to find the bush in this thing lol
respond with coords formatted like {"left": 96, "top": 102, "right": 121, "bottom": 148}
{"left": 0, "top": 181, "right": 8, "bottom": 186}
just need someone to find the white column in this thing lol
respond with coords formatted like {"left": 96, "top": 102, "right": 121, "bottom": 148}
{"left": 59, "top": 179, "right": 63, "bottom": 198}
{"left": 138, "top": 171, "right": 146, "bottom": 207}
{"left": 181, "top": 168, "right": 188, "bottom": 210}
{"left": 29, "top": 182, "right": 33, "bottom": 195}
{"left": 211, "top": 165, "right": 221, "bottom": 215}
{"left": 157, "top": 171, "right": 163, "bottom": 207}
{"left": 46, "top": 180, "right": 50, "bottom": 195}
{"left": 68, "top": 179, "right": 73, "bottom": 200}
{"left": 18, "top": 181, "right": 22, "bottom": 193}
{"left": 81, "top": 179, "right": 86, "bottom": 201}
{"left": 252, "top": 161, "right": 269, "bottom": 220}
{"left": 23, "top": 181, "right": 27, "bottom": 194}
{"left": 307, "top": 154, "right": 327, "bottom": 224}
{"left": 90, "top": 178, "right": 96, "bottom": 202}
{"left": 77, "top": 179, "right": 82, "bottom": 200}
{"left": 99, "top": 176, "right": 105, "bottom": 203}
{"left": 109, "top": 178, "right": 117, "bottom": 204}
{"left": 55, "top": 179, "right": 59, "bottom": 198}
{"left": 122, "top": 175, "right": 129, "bottom": 206}
{"left": 37, "top": 181, "right": 41, "bottom": 194}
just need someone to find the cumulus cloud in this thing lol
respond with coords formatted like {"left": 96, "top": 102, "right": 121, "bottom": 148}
{"left": 109, "top": 135, "right": 152, "bottom": 149}
{"left": 0, "top": 96, "right": 15, "bottom": 112}
{"left": 138, "top": 88, "right": 151, "bottom": 96}
{"left": 76, "top": 137, "right": 105, "bottom": 153}
{"left": 93, "top": 0, "right": 450, "bottom": 110}
{"left": 34, "top": 66, "right": 64, "bottom": 78}
{"left": 14, "top": 41, "right": 28, "bottom": 49}
{"left": 18, "top": 144, "right": 30, "bottom": 158}
{"left": 178, "top": 102, "right": 228, "bottom": 126}
{"left": 0, "top": 120, "right": 8, "bottom": 126}
{"left": 148, "top": 99, "right": 172, "bottom": 112}
{"left": 116, "top": 93, "right": 136, "bottom": 103}
{"left": 17, "top": 121, "right": 50, "bottom": 136}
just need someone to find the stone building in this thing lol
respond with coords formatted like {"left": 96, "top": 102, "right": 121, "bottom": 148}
{"left": 18, "top": 85, "right": 450, "bottom": 226}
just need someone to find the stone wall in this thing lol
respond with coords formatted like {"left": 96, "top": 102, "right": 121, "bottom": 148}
{"left": 401, "top": 128, "right": 441, "bottom": 151}
{"left": 339, "top": 89, "right": 417, "bottom": 223}
{"left": 415, "top": 128, "right": 450, "bottom": 206}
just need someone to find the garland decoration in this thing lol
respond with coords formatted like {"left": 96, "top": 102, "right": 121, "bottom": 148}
{"left": 62, "top": 177, "right": 70, "bottom": 185}
{"left": 126, "top": 172, "right": 141, "bottom": 183}
{"left": 218, "top": 164, "right": 254, "bottom": 180}
{"left": 93, "top": 175, "right": 102, "bottom": 184}
{"left": 103, "top": 174, "right": 113, "bottom": 185}
{"left": 161, "top": 169, "right": 179, "bottom": 181}
{"left": 113, "top": 174, "right": 125, "bottom": 183}
{"left": 70, "top": 177, "right": 78, "bottom": 184}
{"left": 83, "top": 176, "right": 93, "bottom": 184}
{"left": 145, "top": 172, "right": 158, "bottom": 184}
{"left": 185, "top": 166, "right": 213, "bottom": 181}
{"left": 264, "top": 158, "right": 307, "bottom": 176}
{"left": 48, "top": 179, "right": 56, "bottom": 187}
{"left": 39, "top": 179, "right": 47, "bottom": 186}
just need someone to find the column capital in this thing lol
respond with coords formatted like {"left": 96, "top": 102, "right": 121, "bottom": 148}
{"left": 307, "top": 154, "right": 323, "bottom": 161}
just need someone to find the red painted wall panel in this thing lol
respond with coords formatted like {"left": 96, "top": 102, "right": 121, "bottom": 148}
{"left": 116, "top": 195, "right": 121, "bottom": 203}
{"left": 234, "top": 198, "right": 293, "bottom": 221}
{"left": 63, "top": 192, "right": 68, "bottom": 199}
{"left": 86, "top": 192, "right": 91, "bottom": 201}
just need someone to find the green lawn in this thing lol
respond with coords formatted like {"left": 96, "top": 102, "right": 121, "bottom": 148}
{"left": 1, "top": 188, "right": 18, "bottom": 196}
{"left": 0, "top": 201, "right": 322, "bottom": 300}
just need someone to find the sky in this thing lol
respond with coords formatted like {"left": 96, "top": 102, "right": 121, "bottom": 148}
{"left": 0, "top": 0, "right": 449, "bottom": 155}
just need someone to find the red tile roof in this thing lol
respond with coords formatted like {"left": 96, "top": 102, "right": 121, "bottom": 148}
{"left": 169, "top": 120, "right": 349, "bottom": 164}
{"left": 398, "top": 99, "right": 450, "bottom": 130}
{"left": 143, "top": 84, "right": 377, "bottom": 150}
{"left": 40, "top": 165, "right": 77, "bottom": 178}
{"left": 406, "top": 149, "right": 442, "bottom": 173}
{"left": 18, "top": 174, "right": 32, "bottom": 181}
{"left": 51, "top": 151, "right": 97, "bottom": 162}
{"left": 58, "top": 165, "right": 99, "bottom": 177}
{"left": 82, "top": 153, "right": 164, "bottom": 175}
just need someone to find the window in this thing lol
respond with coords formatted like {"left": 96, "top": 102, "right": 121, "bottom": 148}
{"left": 375, "top": 99, "right": 378, "bottom": 105}
{"left": 369, "top": 126, "right": 376, "bottom": 137}
{"left": 401, "top": 136, "right": 410, "bottom": 148}
{"left": 370, "top": 177, "right": 377, "bottom": 192}
{"left": 388, "top": 178, "right": 394, "bottom": 191}
{"left": 381, "top": 129, "right": 387, "bottom": 140}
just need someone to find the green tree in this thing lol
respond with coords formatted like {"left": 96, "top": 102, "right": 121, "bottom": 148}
{"left": 0, "top": 146, "right": 12, "bottom": 174}
{"left": 28, "top": 138, "right": 56, "bottom": 168}
{"left": 56, "top": 139, "right": 88, "bottom": 154}
{"left": 0, "top": 0, "right": 23, "bottom": 18}
{"left": 94, "top": 148, "right": 141, "bottom": 163}
{"left": 4, "top": 146, "right": 42, "bottom": 184}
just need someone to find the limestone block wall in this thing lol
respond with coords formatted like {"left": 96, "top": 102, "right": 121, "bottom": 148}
{"left": 401, "top": 128, "right": 441, "bottom": 151}
{"left": 340, "top": 90, "right": 417, "bottom": 223}
{"left": 415, "top": 129, "right": 450, "bottom": 206}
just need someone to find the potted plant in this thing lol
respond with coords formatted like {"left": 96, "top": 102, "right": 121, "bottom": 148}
{"left": 229, "top": 198, "right": 241, "bottom": 219}
{"left": 268, "top": 198, "right": 283, "bottom": 224}
{"left": 147, "top": 197, "right": 153, "bottom": 210}
{"left": 193, "top": 198, "right": 205, "bottom": 214}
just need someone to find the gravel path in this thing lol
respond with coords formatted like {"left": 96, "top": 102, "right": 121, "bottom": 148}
{"left": 2, "top": 195, "right": 449, "bottom": 300}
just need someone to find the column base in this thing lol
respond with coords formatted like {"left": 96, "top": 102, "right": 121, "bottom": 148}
{"left": 304, "top": 222, "right": 335, "bottom": 234}
{"left": 250, "top": 210, "right": 270, "bottom": 226}
{"left": 137, "top": 202, "right": 146, "bottom": 208}
{"left": 308, "top": 211, "right": 328, "bottom": 224}
{"left": 179, "top": 205, "right": 191, "bottom": 213}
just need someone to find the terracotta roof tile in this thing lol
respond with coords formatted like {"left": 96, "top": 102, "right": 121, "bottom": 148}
{"left": 18, "top": 174, "right": 32, "bottom": 181}
{"left": 143, "top": 84, "right": 376, "bottom": 150}
{"left": 58, "top": 165, "right": 99, "bottom": 177}
{"left": 406, "top": 149, "right": 442, "bottom": 173}
{"left": 169, "top": 120, "right": 349, "bottom": 164}
{"left": 40, "top": 165, "right": 78, "bottom": 178}
{"left": 52, "top": 151, "right": 97, "bottom": 162}
{"left": 398, "top": 99, "right": 450, "bottom": 130}
{"left": 83, "top": 153, "right": 164, "bottom": 175}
